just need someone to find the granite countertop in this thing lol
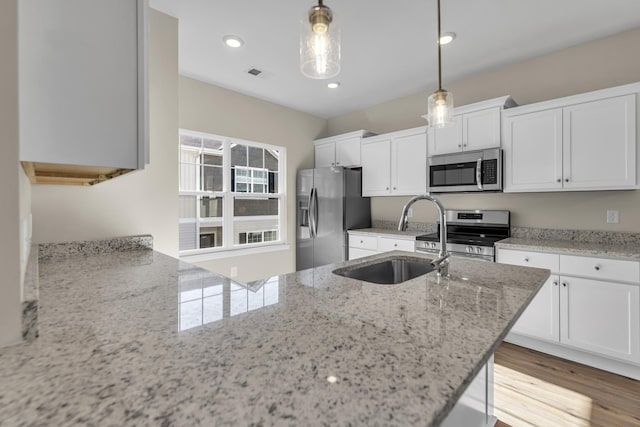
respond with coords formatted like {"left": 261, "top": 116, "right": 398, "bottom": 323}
{"left": 0, "top": 249, "right": 549, "bottom": 426}
{"left": 496, "top": 237, "right": 640, "bottom": 261}
{"left": 348, "top": 228, "right": 428, "bottom": 239}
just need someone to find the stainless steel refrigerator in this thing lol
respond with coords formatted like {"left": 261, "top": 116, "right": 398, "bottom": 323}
{"left": 296, "top": 167, "right": 371, "bottom": 271}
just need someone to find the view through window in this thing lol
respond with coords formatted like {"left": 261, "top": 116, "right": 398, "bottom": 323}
{"left": 179, "top": 130, "right": 284, "bottom": 253}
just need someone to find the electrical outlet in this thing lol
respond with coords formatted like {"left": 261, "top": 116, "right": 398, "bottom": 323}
{"left": 606, "top": 210, "right": 619, "bottom": 224}
{"left": 230, "top": 266, "right": 238, "bottom": 277}
{"left": 408, "top": 208, "right": 413, "bottom": 218}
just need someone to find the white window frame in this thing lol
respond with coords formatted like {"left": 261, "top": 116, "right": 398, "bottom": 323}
{"left": 179, "top": 129, "right": 287, "bottom": 256}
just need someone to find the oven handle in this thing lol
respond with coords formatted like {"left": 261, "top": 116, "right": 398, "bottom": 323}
{"left": 476, "top": 158, "right": 483, "bottom": 190}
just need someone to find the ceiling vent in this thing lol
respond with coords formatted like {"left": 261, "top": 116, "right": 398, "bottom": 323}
{"left": 247, "top": 68, "right": 262, "bottom": 76}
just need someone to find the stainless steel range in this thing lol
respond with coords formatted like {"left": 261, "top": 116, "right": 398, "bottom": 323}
{"left": 415, "top": 209, "right": 510, "bottom": 262}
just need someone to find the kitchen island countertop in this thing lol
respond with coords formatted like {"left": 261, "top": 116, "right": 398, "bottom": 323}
{"left": 0, "top": 248, "right": 549, "bottom": 426}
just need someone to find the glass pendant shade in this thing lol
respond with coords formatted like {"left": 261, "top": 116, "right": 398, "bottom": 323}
{"left": 427, "top": 89, "right": 454, "bottom": 128}
{"left": 300, "top": 3, "right": 341, "bottom": 79}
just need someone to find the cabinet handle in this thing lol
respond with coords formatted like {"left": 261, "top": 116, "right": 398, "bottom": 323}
{"left": 394, "top": 243, "right": 398, "bottom": 247}
{"left": 331, "top": 162, "right": 335, "bottom": 166}
{"left": 463, "top": 144, "right": 467, "bottom": 147}
{"left": 336, "top": 162, "right": 340, "bottom": 165}
{"left": 553, "top": 281, "right": 558, "bottom": 286}
{"left": 594, "top": 265, "right": 600, "bottom": 271}
{"left": 360, "top": 240, "right": 363, "bottom": 244}
{"left": 562, "top": 282, "right": 568, "bottom": 287}
{"left": 556, "top": 179, "right": 561, "bottom": 183}
{"left": 393, "top": 187, "right": 397, "bottom": 190}
{"left": 386, "top": 187, "right": 389, "bottom": 190}
{"left": 524, "top": 257, "right": 529, "bottom": 262}
{"left": 565, "top": 178, "right": 569, "bottom": 182}
{"left": 458, "top": 144, "right": 462, "bottom": 148}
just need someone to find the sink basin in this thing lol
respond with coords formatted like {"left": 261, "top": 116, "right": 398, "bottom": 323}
{"left": 333, "top": 257, "right": 435, "bottom": 285}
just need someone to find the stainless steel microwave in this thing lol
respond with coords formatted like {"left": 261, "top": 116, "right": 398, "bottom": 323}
{"left": 428, "top": 148, "right": 503, "bottom": 193}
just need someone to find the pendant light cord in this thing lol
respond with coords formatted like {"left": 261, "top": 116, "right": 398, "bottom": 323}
{"left": 437, "top": 0, "right": 442, "bottom": 91}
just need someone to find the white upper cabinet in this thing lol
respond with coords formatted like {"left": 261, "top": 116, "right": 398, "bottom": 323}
{"left": 503, "top": 108, "right": 564, "bottom": 191}
{"left": 563, "top": 95, "right": 636, "bottom": 190}
{"left": 362, "top": 127, "right": 427, "bottom": 196}
{"left": 313, "top": 130, "right": 374, "bottom": 168}
{"left": 19, "top": 0, "right": 149, "bottom": 185}
{"left": 427, "top": 96, "right": 516, "bottom": 156}
{"left": 504, "top": 83, "right": 639, "bottom": 193}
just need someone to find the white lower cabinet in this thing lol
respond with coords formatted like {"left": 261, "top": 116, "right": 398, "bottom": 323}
{"left": 560, "top": 276, "right": 640, "bottom": 363}
{"left": 510, "top": 274, "right": 560, "bottom": 342}
{"left": 348, "top": 231, "right": 415, "bottom": 260}
{"left": 497, "top": 247, "right": 640, "bottom": 377}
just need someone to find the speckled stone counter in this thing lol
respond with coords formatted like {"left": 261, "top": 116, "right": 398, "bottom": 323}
{"left": 0, "top": 249, "right": 549, "bottom": 426}
{"left": 349, "top": 228, "right": 428, "bottom": 240}
{"left": 496, "top": 237, "right": 640, "bottom": 260}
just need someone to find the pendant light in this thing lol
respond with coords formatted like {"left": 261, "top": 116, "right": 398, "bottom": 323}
{"left": 300, "top": 0, "right": 341, "bottom": 79}
{"left": 427, "top": 0, "right": 454, "bottom": 127}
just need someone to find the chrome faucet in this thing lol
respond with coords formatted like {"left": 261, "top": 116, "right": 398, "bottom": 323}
{"left": 398, "top": 194, "right": 450, "bottom": 277}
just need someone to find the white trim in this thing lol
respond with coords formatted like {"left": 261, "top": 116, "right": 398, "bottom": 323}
{"left": 180, "top": 244, "right": 290, "bottom": 263}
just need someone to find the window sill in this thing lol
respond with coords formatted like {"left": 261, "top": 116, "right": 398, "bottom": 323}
{"left": 179, "top": 243, "right": 290, "bottom": 263}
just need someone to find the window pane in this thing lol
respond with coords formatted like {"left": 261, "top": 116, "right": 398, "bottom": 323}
{"left": 180, "top": 134, "right": 201, "bottom": 148}
{"left": 231, "top": 144, "right": 247, "bottom": 167}
{"left": 199, "top": 226, "right": 222, "bottom": 248}
{"left": 203, "top": 153, "right": 222, "bottom": 166}
{"left": 200, "top": 197, "right": 222, "bottom": 218}
{"left": 179, "top": 161, "right": 199, "bottom": 192}
{"left": 202, "top": 165, "right": 222, "bottom": 192}
{"left": 234, "top": 198, "right": 279, "bottom": 216}
{"left": 202, "top": 138, "right": 223, "bottom": 151}
{"left": 248, "top": 146, "right": 264, "bottom": 168}
{"left": 265, "top": 149, "right": 279, "bottom": 172}
{"left": 268, "top": 172, "right": 278, "bottom": 194}
{"left": 179, "top": 196, "right": 197, "bottom": 251}
{"left": 233, "top": 197, "right": 279, "bottom": 245}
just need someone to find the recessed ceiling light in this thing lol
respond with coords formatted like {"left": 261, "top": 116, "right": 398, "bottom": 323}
{"left": 223, "top": 35, "right": 244, "bottom": 48}
{"left": 326, "top": 375, "right": 338, "bottom": 383}
{"left": 327, "top": 82, "right": 340, "bottom": 89}
{"left": 439, "top": 32, "right": 456, "bottom": 45}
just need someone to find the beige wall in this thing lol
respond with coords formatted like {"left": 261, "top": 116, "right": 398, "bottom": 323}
{"left": 179, "top": 76, "right": 326, "bottom": 281}
{"left": 0, "top": 0, "right": 23, "bottom": 346}
{"left": 30, "top": 10, "right": 180, "bottom": 257}
{"left": 328, "top": 27, "right": 640, "bottom": 233}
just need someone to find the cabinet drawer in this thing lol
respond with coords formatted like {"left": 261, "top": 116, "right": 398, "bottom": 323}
{"left": 496, "top": 249, "right": 559, "bottom": 272}
{"left": 560, "top": 254, "right": 640, "bottom": 283}
{"left": 379, "top": 237, "right": 415, "bottom": 252}
{"left": 349, "top": 234, "right": 378, "bottom": 251}
{"left": 349, "top": 247, "right": 377, "bottom": 260}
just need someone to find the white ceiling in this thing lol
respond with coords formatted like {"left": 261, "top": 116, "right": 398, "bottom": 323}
{"left": 149, "top": 0, "right": 640, "bottom": 119}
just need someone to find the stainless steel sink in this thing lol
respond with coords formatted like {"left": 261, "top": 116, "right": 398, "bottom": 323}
{"left": 333, "top": 257, "right": 435, "bottom": 285}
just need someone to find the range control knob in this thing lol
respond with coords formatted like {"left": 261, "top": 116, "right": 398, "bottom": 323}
{"left": 466, "top": 246, "right": 473, "bottom": 253}
{"left": 475, "top": 247, "right": 482, "bottom": 254}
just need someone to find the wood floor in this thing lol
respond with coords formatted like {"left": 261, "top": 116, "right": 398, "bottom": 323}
{"left": 493, "top": 342, "right": 640, "bottom": 427}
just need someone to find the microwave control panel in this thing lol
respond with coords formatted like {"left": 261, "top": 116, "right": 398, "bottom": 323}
{"left": 482, "top": 159, "right": 498, "bottom": 184}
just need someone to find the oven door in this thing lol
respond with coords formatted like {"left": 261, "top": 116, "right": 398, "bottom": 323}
{"left": 428, "top": 148, "right": 502, "bottom": 193}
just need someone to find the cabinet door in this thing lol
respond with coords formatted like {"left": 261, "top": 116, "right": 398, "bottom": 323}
{"left": 560, "top": 277, "right": 640, "bottom": 363}
{"left": 335, "top": 137, "right": 361, "bottom": 167}
{"left": 463, "top": 107, "right": 501, "bottom": 151}
{"left": 428, "top": 116, "right": 463, "bottom": 155}
{"left": 361, "top": 139, "right": 391, "bottom": 196}
{"left": 563, "top": 95, "right": 637, "bottom": 190}
{"left": 392, "top": 131, "right": 427, "bottom": 195}
{"left": 511, "top": 275, "right": 560, "bottom": 342}
{"left": 503, "top": 109, "right": 563, "bottom": 192}
{"left": 19, "top": 0, "right": 143, "bottom": 169}
{"left": 314, "top": 142, "right": 336, "bottom": 168}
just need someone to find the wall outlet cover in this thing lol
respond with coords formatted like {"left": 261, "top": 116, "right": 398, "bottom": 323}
{"left": 606, "top": 210, "right": 619, "bottom": 224}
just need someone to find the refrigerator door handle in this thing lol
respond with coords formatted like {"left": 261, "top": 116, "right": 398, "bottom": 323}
{"left": 308, "top": 187, "right": 317, "bottom": 238}
{"left": 313, "top": 186, "right": 319, "bottom": 238}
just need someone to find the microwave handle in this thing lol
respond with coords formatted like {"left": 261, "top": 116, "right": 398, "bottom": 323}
{"left": 476, "top": 159, "right": 483, "bottom": 190}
